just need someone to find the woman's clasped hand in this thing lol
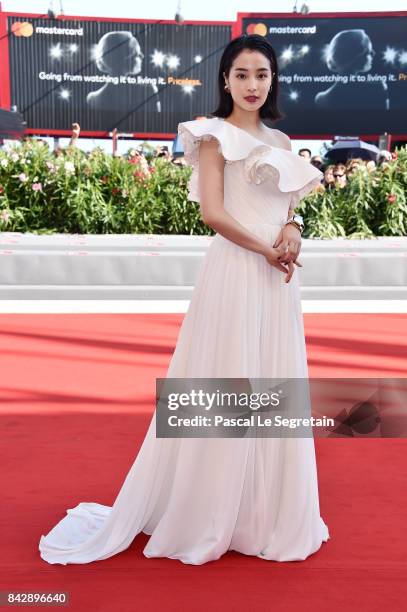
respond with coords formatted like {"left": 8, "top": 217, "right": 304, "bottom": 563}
{"left": 263, "top": 224, "right": 303, "bottom": 284}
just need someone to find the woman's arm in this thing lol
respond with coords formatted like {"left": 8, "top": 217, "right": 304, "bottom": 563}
{"left": 287, "top": 195, "right": 299, "bottom": 220}
{"left": 259, "top": 131, "right": 303, "bottom": 268}
{"left": 198, "top": 138, "right": 285, "bottom": 267}
{"left": 67, "top": 122, "right": 81, "bottom": 149}
{"left": 271, "top": 129, "right": 298, "bottom": 220}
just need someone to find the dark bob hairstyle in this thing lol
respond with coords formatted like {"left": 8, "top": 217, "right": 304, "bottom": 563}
{"left": 210, "top": 34, "right": 285, "bottom": 123}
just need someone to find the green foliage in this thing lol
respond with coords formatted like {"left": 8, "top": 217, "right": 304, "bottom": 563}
{"left": 0, "top": 139, "right": 406, "bottom": 237}
{"left": 297, "top": 146, "right": 407, "bottom": 239}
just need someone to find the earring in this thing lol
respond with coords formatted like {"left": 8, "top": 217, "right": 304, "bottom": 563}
{"left": 224, "top": 84, "right": 230, "bottom": 92}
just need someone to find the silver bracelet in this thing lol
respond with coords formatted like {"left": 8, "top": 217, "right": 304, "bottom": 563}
{"left": 283, "top": 214, "right": 304, "bottom": 234}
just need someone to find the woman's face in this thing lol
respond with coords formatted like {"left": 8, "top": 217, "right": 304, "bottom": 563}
{"left": 360, "top": 39, "right": 375, "bottom": 73}
{"left": 127, "top": 38, "right": 144, "bottom": 75}
{"left": 333, "top": 167, "right": 347, "bottom": 187}
{"left": 224, "top": 49, "right": 274, "bottom": 113}
{"left": 324, "top": 168, "right": 335, "bottom": 183}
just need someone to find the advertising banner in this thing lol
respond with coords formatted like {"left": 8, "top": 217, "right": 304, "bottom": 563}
{"left": 239, "top": 12, "right": 407, "bottom": 135}
{"left": 7, "top": 15, "right": 231, "bottom": 136}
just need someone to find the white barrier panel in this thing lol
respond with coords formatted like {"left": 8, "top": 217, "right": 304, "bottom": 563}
{"left": 0, "top": 232, "right": 406, "bottom": 300}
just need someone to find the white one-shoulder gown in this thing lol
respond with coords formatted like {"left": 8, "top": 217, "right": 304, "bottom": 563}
{"left": 39, "top": 116, "right": 330, "bottom": 565}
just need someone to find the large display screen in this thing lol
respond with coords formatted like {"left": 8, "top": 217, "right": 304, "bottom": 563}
{"left": 7, "top": 16, "right": 231, "bottom": 135}
{"left": 240, "top": 13, "right": 407, "bottom": 135}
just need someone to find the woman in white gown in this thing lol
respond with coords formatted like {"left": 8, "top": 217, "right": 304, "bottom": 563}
{"left": 39, "top": 34, "right": 330, "bottom": 566}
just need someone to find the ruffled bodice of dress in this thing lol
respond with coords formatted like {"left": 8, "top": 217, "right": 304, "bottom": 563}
{"left": 178, "top": 116, "right": 323, "bottom": 228}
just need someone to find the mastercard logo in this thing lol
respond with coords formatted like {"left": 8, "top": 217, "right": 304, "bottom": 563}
{"left": 11, "top": 22, "right": 34, "bottom": 37}
{"left": 246, "top": 23, "right": 268, "bottom": 37}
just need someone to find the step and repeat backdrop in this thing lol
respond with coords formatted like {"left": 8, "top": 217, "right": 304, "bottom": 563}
{"left": 0, "top": 10, "right": 406, "bottom": 137}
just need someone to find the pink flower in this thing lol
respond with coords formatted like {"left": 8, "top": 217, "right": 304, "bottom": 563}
{"left": 134, "top": 170, "right": 148, "bottom": 182}
{"left": 387, "top": 194, "right": 396, "bottom": 203}
{"left": 32, "top": 182, "right": 43, "bottom": 192}
{"left": 0, "top": 210, "right": 10, "bottom": 222}
{"left": 18, "top": 172, "right": 27, "bottom": 182}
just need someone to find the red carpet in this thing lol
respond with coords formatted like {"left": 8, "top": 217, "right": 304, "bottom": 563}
{"left": 1, "top": 314, "right": 406, "bottom": 611}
